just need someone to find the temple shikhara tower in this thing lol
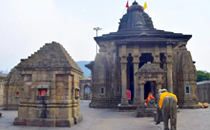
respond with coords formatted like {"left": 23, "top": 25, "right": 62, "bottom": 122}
{"left": 13, "top": 42, "right": 83, "bottom": 127}
{"left": 86, "top": 1, "right": 198, "bottom": 109}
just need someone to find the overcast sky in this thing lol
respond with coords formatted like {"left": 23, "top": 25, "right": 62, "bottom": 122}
{"left": 0, "top": 0, "right": 210, "bottom": 72}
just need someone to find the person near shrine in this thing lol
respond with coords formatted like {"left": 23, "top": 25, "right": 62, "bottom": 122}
{"left": 146, "top": 93, "right": 155, "bottom": 106}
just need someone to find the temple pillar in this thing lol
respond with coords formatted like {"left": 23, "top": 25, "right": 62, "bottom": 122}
{"left": 120, "top": 45, "right": 128, "bottom": 105}
{"left": 156, "top": 81, "right": 162, "bottom": 91}
{"left": 150, "top": 82, "right": 155, "bottom": 96}
{"left": 166, "top": 44, "right": 173, "bottom": 93}
{"left": 133, "top": 48, "right": 140, "bottom": 104}
{"left": 157, "top": 74, "right": 163, "bottom": 90}
{"left": 121, "top": 56, "right": 128, "bottom": 105}
{"left": 152, "top": 45, "right": 160, "bottom": 66}
{"left": 139, "top": 82, "right": 145, "bottom": 106}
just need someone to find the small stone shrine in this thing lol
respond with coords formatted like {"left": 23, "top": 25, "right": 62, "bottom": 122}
{"left": 0, "top": 73, "right": 7, "bottom": 106}
{"left": 86, "top": 1, "right": 199, "bottom": 110}
{"left": 13, "top": 41, "right": 83, "bottom": 127}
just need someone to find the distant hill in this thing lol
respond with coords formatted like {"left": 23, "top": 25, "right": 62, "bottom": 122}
{"left": 0, "top": 70, "right": 9, "bottom": 74}
{"left": 76, "top": 61, "right": 91, "bottom": 77}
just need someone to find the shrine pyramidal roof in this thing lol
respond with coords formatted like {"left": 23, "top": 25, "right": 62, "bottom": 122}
{"left": 136, "top": 62, "right": 165, "bottom": 74}
{"left": 94, "top": 1, "right": 192, "bottom": 43}
{"left": 16, "top": 42, "right": 82, "bottom": 73}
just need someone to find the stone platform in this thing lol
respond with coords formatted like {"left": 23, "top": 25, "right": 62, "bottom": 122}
{"left": 136, "top": 106, "right": 156, "bottom": 117}
{"left": 118, "top": 104, "right": 156, "bottom": 118}
{"left": 13, "top": 116, "right": 83, "bottom": 127}
{"left": 117, "top": 104, "right": 138, "bottom": 112}
{"left": 1, "top": 101, "right": 210, "bottom": 130}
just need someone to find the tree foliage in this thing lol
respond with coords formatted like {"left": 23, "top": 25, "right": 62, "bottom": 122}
{"left": 197, "top": 70, "right": 210, "bottom": 82}
{"left": 79, "top": 74, "right": 85, "bottom": 79}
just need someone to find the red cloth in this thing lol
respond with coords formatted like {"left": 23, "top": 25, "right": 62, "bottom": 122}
{"left": 126, "top": 1, "right": 129, "bottom": 9}
{"left": 127, "top": 90, "right": 131, "bottom": 100}
{"left": 39, "top": 89, "right": 47, "bottom": 96}
{"left": 146, "top": 94, "right": 155, "bottom": 105}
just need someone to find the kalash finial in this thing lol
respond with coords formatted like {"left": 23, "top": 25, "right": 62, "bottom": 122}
{"left": 133, "top": 0, "right": 138, "bottom": 5}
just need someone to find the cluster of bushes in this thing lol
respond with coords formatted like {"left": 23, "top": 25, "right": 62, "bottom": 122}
{"left": 197, "top": 70, "right": 210, "bottom": 82}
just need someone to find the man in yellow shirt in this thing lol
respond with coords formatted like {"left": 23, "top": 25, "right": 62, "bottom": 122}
{"left": 159, "top": 89, "right": 178, "bottom": 109}
{"left": 156, "top": 89, "right": 178, "bottom": 130}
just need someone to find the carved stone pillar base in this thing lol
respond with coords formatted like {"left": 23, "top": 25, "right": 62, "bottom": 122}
{"left": 121, "top": 98, "right": 128, "bottom": 105}
{"left": 133, "top": 97, "right": 140, "bottom": 105}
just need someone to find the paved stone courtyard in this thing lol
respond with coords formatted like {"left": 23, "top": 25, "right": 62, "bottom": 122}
{"left": 0, "top": 100, "right": 210, "bottom": 130}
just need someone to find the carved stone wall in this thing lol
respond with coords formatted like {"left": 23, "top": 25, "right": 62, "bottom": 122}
{"left": 172, "top": 44, "right": 199, "bottom": 108}
{"left": 197, "top": 81, "right": 210, "bottom": 103}
{"left": 89, "top": 41, "right": 121, "bottom": 108}
{"left": 3, "top": 68, "right": 22, "bottom": 110}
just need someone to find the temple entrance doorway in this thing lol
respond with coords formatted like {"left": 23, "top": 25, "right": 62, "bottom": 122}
{"left": 84, "top": 86, "right": 91, "bottom": 100}
{"left": 127, "top": 53, "right": 134, "bottom": 104}
{"left": 144, "top": 81, "right": 156, "bottom": 100}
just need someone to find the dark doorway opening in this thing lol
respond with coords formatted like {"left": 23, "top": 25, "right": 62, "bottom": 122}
{"left": 84, "top": 86, "right": 91, "bottom": 100}
{"left": 127, "top": 53, "right": 134, "bottom": 104}
{"left": 139, "top": 53, "right": 154, "bottom": 68}
{"left": 144, "top": 81, "right": 156, "bottom": 100}
{"left": 144, "top": 82, "right": 151, "bottom": 99}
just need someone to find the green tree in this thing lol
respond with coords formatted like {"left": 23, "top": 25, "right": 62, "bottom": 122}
{"left": 79, "top": 74, "right": 85, "bottom": 80}
{"left": 196, "top": 70, "right": 210, "bottom": 82}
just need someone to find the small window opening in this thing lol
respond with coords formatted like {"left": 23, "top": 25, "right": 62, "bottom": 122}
{"left": 185, "top": 86, "right": 190, "bottom": 94}
{"left": 117, "top": 86, "right": 120, "bottom": 92}
{"left": 39, "top": 89, "right": 47, "bottom": 96}
{"left": 16, "top": 92, "right": 19, "bottom": 96}
{"left": 100, "top": 87, "right": 105, "bottom": 95}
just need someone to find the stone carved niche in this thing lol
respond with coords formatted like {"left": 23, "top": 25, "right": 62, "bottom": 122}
{"left": 36, "top": 85, "right": 50, "bottom": 100}
{"left": 55, "top": 74, "right": 69, "bottom": 100}
{"left": 136, "top": 62, "right": 165, "bottom": 99}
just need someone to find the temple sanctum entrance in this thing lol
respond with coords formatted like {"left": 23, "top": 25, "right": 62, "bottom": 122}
{"left": 144, "top": 81, "right": 156, "bottom": 100}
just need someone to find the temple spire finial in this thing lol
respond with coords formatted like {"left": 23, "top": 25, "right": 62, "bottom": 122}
{"left": 133, "top": 0, "right": 138, "bottom": 5}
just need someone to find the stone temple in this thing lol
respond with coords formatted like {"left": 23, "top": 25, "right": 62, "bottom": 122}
{"left": 0, "top": 73, "right": 7, "bottom": 106}
{"left": 12, "top": 42, "right": 83, "bottom": 127}
{"left": 86, "top": 1, "right": 198, "bottom": 109}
